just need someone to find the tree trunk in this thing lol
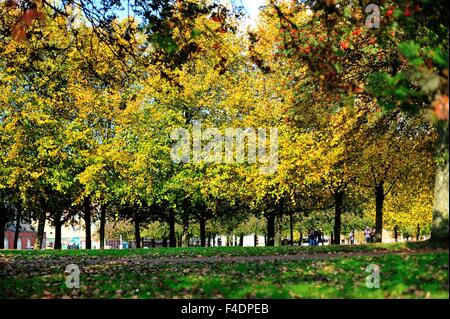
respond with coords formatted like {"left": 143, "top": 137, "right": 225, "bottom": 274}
{"left": 13, "top": 204, "right": 22, "bottom": 249}
{"left": 99, "top": 204, "right": 106, "bottom": 250}
{"left": 0, "top": 225, "right": 5, "bottom": 249}
{"left": 54, "top": 212, "right": 62, "bottom": 250}
{"left": 199, "top": 217, "right": 206, "bottom": 247}
{"left": 416, "top": 224, "right": 421, "bottom": 241}
{"left": 134, "top": 210, "right": 141, "bottom": 249}
{"left": 266, "top": 213, "right": 275, "bottom": 246}
{"left": 333, "top": 190, "right": 344, "bottom": 245}
{"left": 35, "top": 210, "right": 46, "bottom": 250}
{"left": 182, "top": 216, "right": 189, "bottom": 247}
{"left": 169, "top": 209, "right": 176, "bottom": 247}
{"left": 431, "top": 152, "right": 449, "bottom": 242}
{"left": 84, "top": 197, "right": 91, "bottom": 250}
{"left": 239, "top": 234, "right": 244, "bottom": 246}
{"left": 254, "top": 233, "right": 258, "bottom": 247}
{"left": 298, "top": 214, "right": 303, "bottom": 246}
{"left": 289, "top": 211, "right": 294, "bottom": 246}
{"left": 0, "top": 209, "right": 7, "bottom": 249}
{"left": 275, "top": 213, "right": 282, "bottom": 246}
{"left": 0, "top": 227, "right": 5, "bottom": 249}
{"left": 394, "top": 225, "right": 398, "bottom": 242}
{"left": 375, "top": 183, "right": 384, "bottom": 243}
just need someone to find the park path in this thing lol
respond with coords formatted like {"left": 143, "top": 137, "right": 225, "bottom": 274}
{"left": 0, "top": 248, "right": 447, "bottom": 271}
{"left": 112, "top": 247, "right": 448, "bottom": 265}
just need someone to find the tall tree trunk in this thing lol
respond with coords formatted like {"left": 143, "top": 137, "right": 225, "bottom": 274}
{"left": 254, "top": 233, "right": 258, "bottom": 247}
{"left": 239, "top": 234, "right": 244, "bottom": 246}
{"left": 431, "top": 160, "right": 449, "bottom": 242}
{"left": 416, "top": 224, "right": 421, "bottom": 241}
{"left": 375, "top": 183, "right": 384, "bottom": 243}
{"left": 199, "top": 217, "right": 206, "bottom": 247}
{"left": 431, "top": 122, "right": 449, "bottom": 243}
{"left": 275, "top": 213, "right": 282, "bottom": 246}
{"left": 84, "top": 197, "right": 91, "bottom": 250}
{"left": 13, "top": 204, "right": 22, "bottom": 249}
{"left": 54, "top": 212, "right": 62, "bottom": 250}
{"left": 182, "top": 216, "right": 189, "bottom": 247}
{"left": 289, "top": 211, "right": 294, "bottom": 246}
{"left": 134, "top": 210, "right": 141, "bottom": 249}
{"left": 35, "top": 210, "right": 46, "bottom": 250}
{"left": 298, "top": 215, "right": 303, "bottom": 246}
{"left": 0, "top": 226, "right": 5, "bottom": 249}
{"left": 394, "top": 225, "right": 398, "bottom": 242}
{"left": 169, "top": 209, "right": 176, "bottom": 247}
{"left": 99, "top": 204, "right": 106, "bottom": 250}
{"left": 333, "top": 190, "right": 344, "bottom": 245}
{"left": 266, "top": 213, "right": 275, "bottom": 246}
{"left": 0, "top": 209, "right": 7, "bottom": 249}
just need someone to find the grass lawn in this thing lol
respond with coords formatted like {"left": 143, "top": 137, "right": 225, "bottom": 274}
{"left": 0, "top": 242, "right": 448, "bottom": 299}
{"left": 0, "top": 241, "right": 446, "bottom": 259}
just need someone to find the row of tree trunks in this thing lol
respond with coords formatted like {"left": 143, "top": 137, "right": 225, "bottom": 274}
{"left": 2, "top": 200, "right": 105, "bottom": 251}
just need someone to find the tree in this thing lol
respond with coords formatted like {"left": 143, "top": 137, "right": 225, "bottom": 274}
{"left": 266, "top": 0, "right": 448, "bottom": 242}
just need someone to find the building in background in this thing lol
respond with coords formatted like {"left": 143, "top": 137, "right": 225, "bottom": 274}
{"left": 3, "top": 222, "right": 37, "bottom": 249}
{"left": 42, "top": 221, "right": 99, "bottom": 249}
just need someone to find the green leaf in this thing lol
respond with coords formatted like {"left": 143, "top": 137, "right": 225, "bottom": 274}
{"left": 398, "top": 41, "right": 421, "bottom": 59}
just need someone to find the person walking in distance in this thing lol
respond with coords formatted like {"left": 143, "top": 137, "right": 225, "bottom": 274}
{"left": 365, "top": 226, "right": 371, "bottom": 244}
{"left": 370, "top": 227, "right": 376, "bottom": 243}
{"left": 349, "top": 229, "right": 355, "bottom": 245}
{"left": 317, "top": 229, "right": 324, "bottom": 245}
{"left": 308, "top": 229, "right": 316, "bottom": 246}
